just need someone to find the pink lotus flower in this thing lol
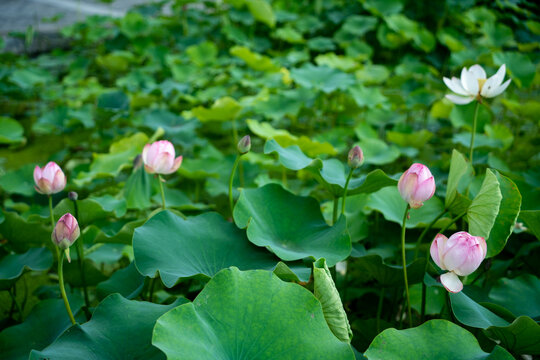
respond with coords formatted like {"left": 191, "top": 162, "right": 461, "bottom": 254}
{"left": 348, "top": 145, "right": 364, "bottom": 169}
{"left": 52, "top": 213, "right": 80, "bottom": 262}
{"left": 398, "top": 163, "right": 435, "bottom": 209}
{"left": 34, "top": 162, "right": 66, "bottom": 195}
{"left": 430, "top": 231, "right": 487, "bottom": 293}
{"left": 142, "top": 140, "right": 183, "bottom": 175}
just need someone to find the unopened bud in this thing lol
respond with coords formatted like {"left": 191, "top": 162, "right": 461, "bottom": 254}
{"left": 237, "top": 135, "right": 251, "bottom": 155}
{"left": 51, "top": 213, "right": 80, "bottom": 262}
{"left": 347, "top": 146, "right": 364, "bottom": 169}
{"left": 68, "top": 191, "right": 78, "bottom": 201}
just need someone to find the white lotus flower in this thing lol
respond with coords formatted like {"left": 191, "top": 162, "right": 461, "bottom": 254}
{"left": 443, "top": 64, "right": 511, "bottom": 105}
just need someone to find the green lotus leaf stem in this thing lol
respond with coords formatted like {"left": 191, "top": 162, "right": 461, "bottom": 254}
{"left": 70, "top": 196, "right": 91, "bottom": 321}
{"left": 401, "top": 204, "right": 413, "bottom": 328}
{"left": 341, "top": 168, "right": 354, "bottom": 215}
{"left": 228, "top": 155, "right": 241, "bottom": 215}
{"left": 158, "top": 175, "right": 167, "bottom": 210}
{"left": 468, "top": 101, "right": 480, "bottom": 167}
{"left": 57, "top": 247, "right": 76, "bottom": 325}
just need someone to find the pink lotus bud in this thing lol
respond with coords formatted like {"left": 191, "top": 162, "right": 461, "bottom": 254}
{"left": 52, "top": 213, "right": 80, "bottom": 262}
{"left": 237, "top": 135, "right": 251, "bottom": 155}
{"left": 398, "top": 163, "right": 435, "bottom": 209}
{"left": 33, "top": 162, "right": 66, "bottom": 195}
{"left": 142, "top": 140, "right": 183, "bottom": 175}
{"left": 347, "top": 145, "right": 364, "bottom": 169}
{"left": 430, "top": 231, "right": 487, "bottom": 293}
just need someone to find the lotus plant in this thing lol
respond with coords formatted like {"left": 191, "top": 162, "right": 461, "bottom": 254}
{"left": 430, "top": 231, "right": 487, "bottom": 293}
{"left": 52, "top": 213, "right": 80, "bottom": 325}
{"left": 229, "top": 135, "right": 251, "bottom": 215}
{"left": 340, "top": 146, "right": 364, "bottom": 216}
{"left": 34, "top": 161, "right": 66, "bottom": 195}
{"left": 142, "top": 140, "right": 183, "bottom": 175}
{"left": 443, "top": 64, "right": 510, "bottom": 165}
{"left": 398, "top": 163, "right": 436, "bottom": 327}
{"left": 443, "top": 64, "right": 510, "bottom": 105}
{"left": 142, "top": 140, "right": 183, "bottom": 212}
{"left": 398, "top": 163, "right": 436, "bottom": 209}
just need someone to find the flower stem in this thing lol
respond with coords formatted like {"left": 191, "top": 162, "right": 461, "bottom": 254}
{"left": 401, "top": 204, "right": 413, "bottom": 328}
{"left": 413, "top": 208, "right": 447, "bottom": 260}
{"left": 71, "top": 198, "right": 91, "bottom": 321}
{"left": 341, "top": 168, "right": 354, "bottom": 215}
{"left": 332, "top": 196, "right": 339, "bottom": 225}
{"left": 468, "top": 101, "right": 480, "bottom": 167}
{"left": 158, "top": 175, "right": 166, "bottom": 210}
{"left": 228, "top": 155, "right": 241, "bottom": 215}
{"left": 57, "top": 248, "right": 76, "bottom": 325}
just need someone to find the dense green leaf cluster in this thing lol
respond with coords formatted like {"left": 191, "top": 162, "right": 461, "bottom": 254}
{"left": 0, "top": 0, "right": 539, "bottom": 358}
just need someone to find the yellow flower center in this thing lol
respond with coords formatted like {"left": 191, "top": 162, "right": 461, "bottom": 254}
{"left": 477, "top": 78, "right": 487, "bottom": 93}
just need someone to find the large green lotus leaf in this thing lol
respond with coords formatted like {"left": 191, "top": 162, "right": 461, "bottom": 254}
{"left": 318, "top": 159, "right": 397, "bottom": 196}
{"left": 488, "top": 275, "right": 540, "bottom": 319}
{"left": 519, "top": 210, "right": 540, "bottom": 240}
{"left": 290, "top": 64, "right": 355, "bottom": 94}
{"left": 150, "top": 187, "right": 210, "bottom": 211}
{"left": 386, "top": 129, "right": 433, "bottom": 149}
{"left": 445, "top": 149, "right": 471, "bottom": 209}
{"left": 191, "top": 97, "right": 242, "bottom": 122}
{"left": 365, "top": 319, "right": 513, "bottom": 360}
{"left": 349, "top": 85, "right": 388, "bottom": 109}
{"left": 363, "top": 0, "right": 403, "bottom": 16}
{"left": 366, "top": 187, "right": 446, "bottom": 228}
{"left": 0, "top": 298, "right": 83, "bottom": 360}
{"left": 124, "top": 166, "right": 152, "bottom": 210}
{"left": 91, "top": 219, "right": 145, "bottom": 244}
{"left": 493, "top": 52, "right": 535, "bottom": 88}
{"left": 485, "top": 316, "right": 540, "bottom": 355}
{"left": 96, "top": 262, "right": 145, "bottom": 301}
{"left": 152, "top": 268, "right": 355, "bottom": 359}
{"left": 0, "top": 163, "right": 35, "bottom": 196}
{"left": 74, "top": 132, "right": 148, "bottom": 186}
{"left": 230, "top": 46, "right": 280, "bottom": 72}
{"left": 186, "top": 41, "right": 218, "bottom": 66}
{"left": 253, "top": 88, "right": 315, "bottom": 121}
{"left": 245, "top": 0, "right": 275, "bottom": 28}
{"left": 341, "top": 15, "right": 378, "bottom": 36}
{"left": 255, "top": 125, "right": 336, "bottom": 158}
{"left": 352, "top": 254, "right": 426, "bottom": 287}
{"left": 0, "top": 117, "right": 25, "bottom": 144}
{"left": 275, "top": 26, "right": 305, "bottom": 44}
{"left": 263, "top": 140, "right": 395, "bottom": 195}
{"left": 9, "top": 67, "right": 52, "bottom": 89}
{"left": 133, "top": 211, "right": 287, "bottom": 287}
{"left": 263, "top": 138, "right": 321, "bottom": 171}
{"left": 233, "top": 184, "right": 351, "bottom": 266}
{"left": 44, "top": 197, "right": 118, "bottom": 226}
{"left": 355, "top": 138, "right": 399, "bottom": 165}
{"left": 468, "top": 169, "right": 502, "bottom": 239}
{"left": 486, "top": 172, "right": 521, "bottom": 257}
{"left": 450, "top": 291, "right": 540, "bottom": 355}
{"left": 313, "top": 258, "right": 352, "bottom": 343}
{"left": 315, "top": 53, "right": 358, "bottom": 72}
{"left": 0, "top": 247, "right": 53, "bottom": 281}
{"left": 29, "top": 294, "right": 187, "bottom": 360}
{"left": 450, "top": 291, "right": 509, "bottom": 329}
{"left": 0, "top": 210, "right": 50, "bottom": 252}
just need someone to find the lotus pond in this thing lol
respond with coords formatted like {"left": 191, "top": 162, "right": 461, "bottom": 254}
{"left": 0, "top": 0, "right": 539, "bottom": 359}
